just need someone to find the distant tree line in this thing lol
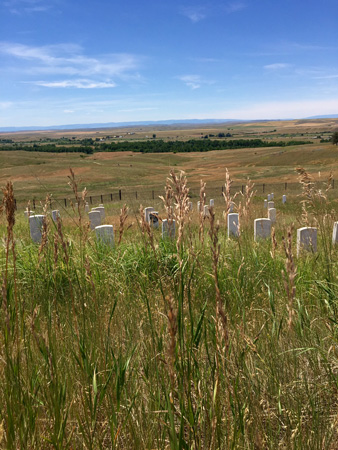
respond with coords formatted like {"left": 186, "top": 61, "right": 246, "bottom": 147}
{"left": 0, "top": 138, "right": 311, "bottom": 154}
{"left": 0, "top": 144, "right": 94, "bottom": 154}
{"left": 97, "top": 138, "right": 310, "bottom": 153}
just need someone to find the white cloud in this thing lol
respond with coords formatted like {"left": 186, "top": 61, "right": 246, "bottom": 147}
{"left": 264, "top": 63, "right": 291, "bottom": 70}
{"left": 178, "top": 75, "right": 202, "bottom": 89}
{"left": 32, "top": 79, "right": 117, "bottom": 89}
{"left": 0, "top": 42, "right": 142, "bottom": 89}
{"left": 313, "top": 74, "right": 338, "bottom": 80}
{"left": 191, "top": 57, "right": 221, "bottom": 63}
{"left": 177, "top": 74, "right": 215, "bottom": 90}
{"left": 2, "top": 0, "right": 53, "bottom": 14}
{"left": 0, "top": 101, "right": 13, "bottom": 109}
{"left": 225, "top": 2, "right": 247, "bottom": 13}
{"left": 0, "top": 42, "right": 140, "bottom": 76}
{"left": 118, "top": 107, "right": 158, "bottom": 112}
{"left": 180, "top": 6, "right": 206, "bottom": 22}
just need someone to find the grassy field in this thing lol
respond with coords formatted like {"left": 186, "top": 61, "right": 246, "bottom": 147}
{"left": 0, "top": 117, "right": 338, "bottom": 206}
{"left": 1, "top": 120, "right": 338, "bottom": 448}
{"left": 1, "top": 166, "right": 338, "bottom": 448}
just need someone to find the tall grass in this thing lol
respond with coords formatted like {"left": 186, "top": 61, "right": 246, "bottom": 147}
{"left": 0, "top": 169, "right": 338, "bottom": 448}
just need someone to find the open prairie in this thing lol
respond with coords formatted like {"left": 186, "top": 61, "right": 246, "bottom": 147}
{"left": 0, "top": 119, "right": 338, "bottom": 205}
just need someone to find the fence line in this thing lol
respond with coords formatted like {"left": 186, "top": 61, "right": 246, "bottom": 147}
{"left": 23, "top": 179, "right": 335, "bottom": 211}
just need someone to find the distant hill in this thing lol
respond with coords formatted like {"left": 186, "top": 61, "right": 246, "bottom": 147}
{"left": 1, "top": 116, "right": 338, "bottom": 133}
{"left": 304, "top": 114, "right": 338, "bottom": 119}
{"left": 0, "top": 119, "right": 243, "bottom": 133}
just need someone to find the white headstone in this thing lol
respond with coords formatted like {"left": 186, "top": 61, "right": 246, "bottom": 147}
{"left": 95, "top": 225, "right": 114, "bottom": 247}
{"left": 297, "top": 227, "right": 317, "bottom": 255}
{"left": 268, "top": 207, "right": 276, "bottom": 223}
{"left": 210, "top": 199, "right": 214, "bottom": 207}
{"left": 264, "top": 199, "right": 268, "bottom": 208}
{"left": 29, "top": 215, "right": 46, "bottom": 243}
{"left": 282, "top": 195, "right": 286, "bottom": 204}
{"left": 92, "top": 206, "right": 105, "bottom": 220}
{"left": 144, "top": 207, "right": 155, "bottom": 223}
{"left": 271, "top": 193, "right": 274, "bottom": 199}
{"left": 333, "top": 222, "right": 338, "bottom": 245}
{"left": 149, "top": 212, "right": 159, "bottom": 229}
{"left": 227, "top": 213, "right": 239, "bottom": 238}
{"left": 268, "top": 201, "right": 274, "bottom": 209}
{"left": 197, "top": 201, "right": 201, "bottom": 212}
{"left": 203, "top": 205, "right": 209, "bottom": 217}
{"left": 85, "top": 202, "right": 90, "bottom": 213}
{"left": 88, "top": 210, "right": 101, "bottom": 230}
{"left": 75, "top": 202, "right": 78, "bottom": 208}
{"left": 162, "top": 219, "right": 176, "bottom": 239}
{"left": 99, "top": 204, "right": 104, "bottom": 207}
{"left": 51, "top": 210, "right": 60, "bottom": 222}
{"left": 267, "top": 194, "right": 271, "bottom": 201}
{"left": 188, "top": 201, "right": 193, "bottom": 211}
{"left": 254, "top": 218, "right": 271, "bottom": 241}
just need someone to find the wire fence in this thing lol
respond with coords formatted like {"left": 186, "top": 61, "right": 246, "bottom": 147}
{"left": 20, "top": 179, "right": 335, "bottom": 214}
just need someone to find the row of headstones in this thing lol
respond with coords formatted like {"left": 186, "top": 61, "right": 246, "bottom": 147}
{"left": 228, "top": 214, "right": 338, "bottom": 255}
{"left": 27, "top": 211, "right": 338, "bottom": 255}
{"left": 25, "top": 203, "right": 106, "bottom": 231}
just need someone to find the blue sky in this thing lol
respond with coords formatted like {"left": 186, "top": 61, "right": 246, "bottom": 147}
{"left": 0, "top": 0, "right": 337, "bottom": 127}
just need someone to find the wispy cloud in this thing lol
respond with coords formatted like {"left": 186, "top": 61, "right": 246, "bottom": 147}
{"left": 118, "top": 107, "right": 158, "bottom": 112}
{"left": 2, "top": 0, "right": 54, "bottom": 14}
{"left": 0, "top": 42, "right": 142, "bottom": 88}
{"left": 31, "top": 79, "right": 117, "bottom": 89}
{"left": 225, "top": 2, "right": 247, "bottom": 13}
{"left": 180, "top": 6, "right": 206, "bottom": 22}
{"left": 177, "top": 75, "right": 202, "bottom": 89}
{"left": 313, "top": 74, "right": 338, "bottom": 80}
{"left": 0, "top": 101, "right": 13, "bottom": 109}
{"left": 177, "top": 74, "right": 215, "bottom": 90}
{"left": 264, "top": 63, "right": 291, "bottom": 70}
{"left": 191, "top": 57, "right": 222, "bottom": 63}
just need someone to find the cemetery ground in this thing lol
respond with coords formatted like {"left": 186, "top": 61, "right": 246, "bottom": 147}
{"left": 1, "top": 164, "right": 338, "bottom": 448}
{"left": 1, "top": 119, "right": 338, "bottom": 448}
